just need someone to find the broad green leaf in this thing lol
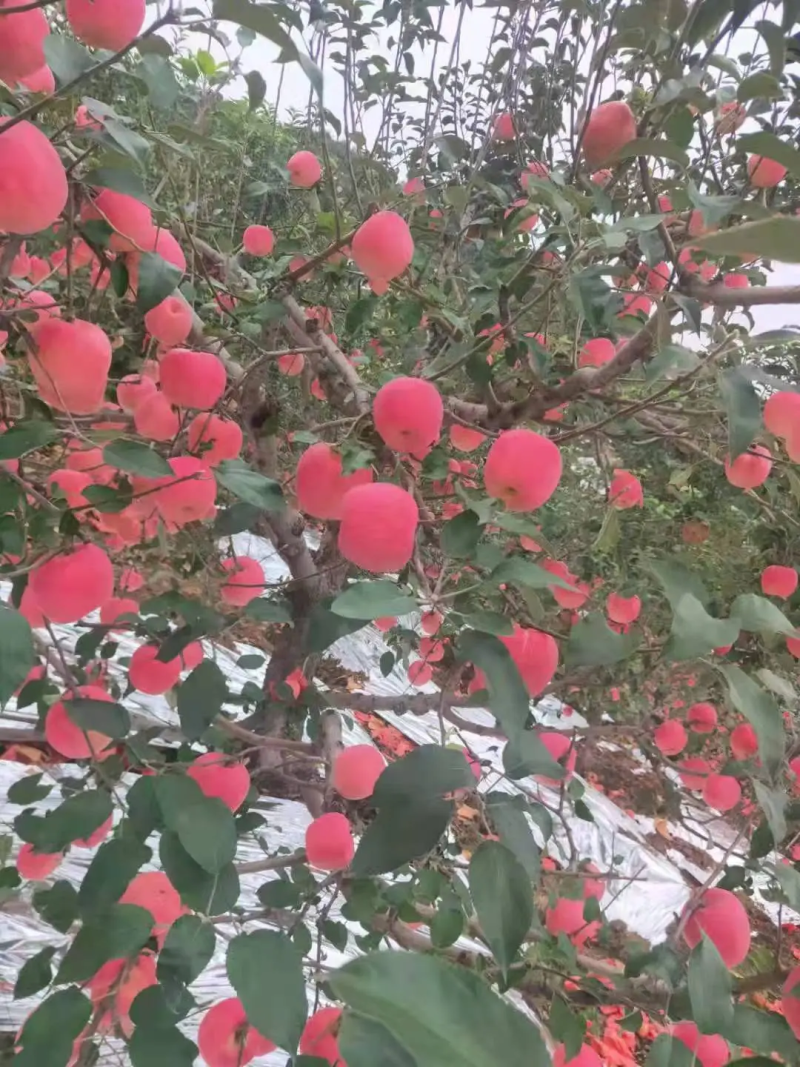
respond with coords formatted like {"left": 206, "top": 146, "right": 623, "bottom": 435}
{"left": 156, "top": 775, "right": 237, "bottom": 874}
{"left": 688, "top": 936, "right": 733, "bottom": 1034}
{"left": 719, "top": 367, "right": 761, "bottom": 460}
{"left": 484, "top": 793, "right": 540, "bottom": 879}
{"left": 502, "top": 730, "right": 565, "bottom": 781}
{"left": 737, "top": 131, "right": 800, "bottom": 178}
{"left": 103, "top": 117, "right": 151, "bottom": 165}
{"left": 215, "top": 460, "right": 284, "bottom": 511}
{"left": 331, "top": 581, "right": 418, "bottom": 620}
{"left": 213, "top": 0, "right": 299, "bottom": 59}
{"left": 460, "top": 611, "right": 514, "bottom": 636}
{"left": 665, "top": 594, "right": 740, "bottom": 661}
{"left": 564, "top": 612, "right": 638, "bottom": 667}
{"left": 645, "top": 345, "right": 700, "bottom": 382}
{"left": 139, "top": 53, "right": 180, "bottom": 110}
{"left": 441, "top": 510, "right": 481, "bottom": 558}
{"left": 330, "top": 952, "right": 549, "bottom": 1067}
{"left": 610, "top": 137, "right": 689, "bottom": 167}
{"left": 16, "top": 790, "right": 113, "bottom": 853}
{"left": 136, "top": 252, "right": 182, "bottom": 314}
{"left": 55, "top": 904, "right": 153, "bottom": 984}
{"left": 65, "top": 697, "right": 130, "bottom": 739}
{"left": 244, "top": 597, "right": 293, "bottom": 623}
{"left": 214, "top": 501, "right": 262, "bottom": 534}
{"left": 340, "top": 1013, "right": 418, "bottom": 1067}
{"left": 0, "top": 605, "right": 35, "bottom": 703}
{"left": 469, "top": 841, "right": 532, "bottom": 979}
{"left": 753, "top": 781, "right": 787, "bottom": 844}
{"left": 33, "top": 881, "right": 79, "bottom": 933}
{"left": 650, "top": 558, "right": 710, "bottom": 608}
{"left": 731, "top": 594, "right": 796, "bottom": 636}
{"left": 158, "top": 914, "right": 216, "bottom": 992}
{"left": 373, "top": 746, "right": 475, "bottom": 806}
{"left": 646, "top": 1034, "right": 697, "bottom": 1067}
{"left": 737, "top": 72, "right": 783, "bottom": 102}
{"left": 77, "top": 836, "right": 151, "bottom": 915}
{"left": 104, "top": 439, "right": 172, "bottom": 478}
{"left": 456, "top": 631, "right": 530, "bottom": 739}
{"left": 548, "top": 997, "right": 586, "bottom": 1060}
{"left": 244, "top": 70, "right": 267, "bottom": 110}
{"left": 159, "top": 830, "right": 240, "bottom": 914}
{"left": 306, "top": 601, "right": 367, "bottom": 652}
{"left": 351, "top": 798, "right": 452, "bottom": 876}
{"left": 8, "top": 773, "right": 52, "bottom": 805}
{"left": 720, "top": 665, "right": 784, "bottom": 775}
{"left": 227, "top": 931, "right": 308, "bottom": 1052}
{"left": 491, "top": 557, "right": 576, "bottom": 593}
{"left": 43, "top": 35, "right": 94, "bottom": 82}
{"left": 84, "top": 166, "right": 154, "bottom": 205}
{"left": 14, "top": 946, "right": 56, "bottom": 999}
{"left": 177, "top": 659, "right": 228, "bottom": 741}
{"left": 13, "top": 988, "right": 92, "bottom": 1067}
{"left": 0, "top": 421, "right": 59, "bottom": 460}
{"left": 755, "top": 20, "right": 785, "bottom": 76}
{"left": 721, "top": 1004, "right": 798, "bottom": 1060}
{"left": 128, "top": 986, "right": 197, "bottom": 1067}
{"left": 694, "top": 216, "right": 800, "bottom": 262}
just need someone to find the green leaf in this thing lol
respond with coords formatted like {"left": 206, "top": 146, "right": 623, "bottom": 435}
{"left": 55, "top": 904, "right": 153, "bottom": 984}
{"left": 720, "top": 367, "right": 761, "bottom": 460}
{"left": 650, "top": 558, "right": 710, "bottom": 608}
{"left": 645, "top": 344, "right": 700, "bottom": 382}
{"left": 103, "top": 117, "right": 151, "bottom": 165}
{"left": 753, "top": 781, "right": 787, "bottom": 844}
{"left": 564, "top": 612, "right": 638, "bottom": 668}
{"left": 14, "top": 946, "right": 56, "bottom": 999}
{"left": 610, "top": 137, "right": 689, "bottom": 168}
{"left": 720, "top": 665, "right": 784, "bottom": 775}
{"left": 754, "top": 20, "right": 785, "bottom": 76}
{"left": 306, "top": 601, "right": 367, "bottom": 653}
{"left": 721, "top": 1004, "right": 798, "bottom": 1060}
{"left": 549, "top": 997, "right": 586, "bottom": 1060}
{"left": 136, "top": 252, "right": 182, "bottom": 314}
{"left": 0, "top": 421, "right": 59, "bottom": 460}
{"left": 351, "top": 800, "right": 453, "bottom": 877}
{"left": 469, "top": 842, "right": 532, "bottom": 979}
{"left": 155, "top": 775, "right": 237, "bottom": 873}
{"left": 139, "top": 54, "right": 180, "bottom": 110}
{"left": 430, "top": 907, "right": 465, "bottom": 948}
{"left": 8, "top": 772, "right": 51, "bottom": 805}
{"left": 646, "top": 1034, "right": 696, "bottom": 1067}
{"left": 212, "top": 0, "right": 299, "bottom": 59}
{"left": 737, "top": 72, "right": 783, "bottom": 102}
{"left": 227, "top": 931, "right": 308, "bottom": 1053}
{"left": 244, "top": 70, "right": 267, "bottom": 110}
{"left": 85, "top": 166, "right": 155, "bottom": 206}
{"left": 441, "top": 510, "right": 481, "bottom": 558}
{"left": 104, "top": 439, "right": 172, "bottom": 478}
{"left": 340, "top": 1013, "right": 418, "bottom": 1067}
{"left": 16, "top": 790, "right": 113, "bottom": 853}
{"left": 460, "top": 611, "right": 514, "bottom": 636}
{"left": 12, "top": 988, "right": 92, "bottom": 1067}
{"left": 244, "top": 597, "right": 293, "bottom": 623}
{"left": 215, "top": 460, "right": 284, "bottom": 511}
{"left": 65, "top": 697, "right": 130, "bottom": 739}
{"left": 737, "top": 131, "right": 800, "bottom": 178}
{"left": 491, "top": 557, "right": 576, "bottom": 593}
{"left": 502, "top": 731, "right": 565, "bottom": 781}
{"left": 77, "top": 836, "right": 151, "bottom": 915}
{"left": 665, "top": 595, "right": 740, "bottom": 662}
{"left": 157, "top": 914, "right": 216, "bottom": 991}
{"left": 43, "top": 34, "right": 94, "bottom": 82}
{"left": 0, "top": 605, "right": 35, "bottom": 703}
{"left": 688, "top": 936, "right": 733, "bottom": 1034}
{"left": 159, "top": 830, "right": 240, "bottom": 914}
{"left": 456, "top": 631, "right": 530, "bottom": 739}
{"left": 177, "top": 659, "right": 228, "bottom": 741}
{"left": 331, "top": 581, "right": 418, "bottom": 620}
{"left": 33, "top": 881, "right": 78, "bottom": 933}
{"left": 484, "top": 793, "right": 540, "bottom": 879}
{"left": 330, "top": 952, "right": 549, "bottom": 1067}
{"left": 214, "top": 501, "right": 262, "bottom": 534}
{"left": 731, "top": 594, "right": 796, "bottom": 636}
{"left": 128, "top": 986, "right": 198, "bottom": 1067}
{"left": 694, "top": 216, "right": 800, "bottom": 262}
{"left": 373, "top": 745, "right": 476, "bottom": 806}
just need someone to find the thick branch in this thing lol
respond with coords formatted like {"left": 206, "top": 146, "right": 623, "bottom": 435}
{"left": 681, "top": 280, "right": 800, "bottom": 307}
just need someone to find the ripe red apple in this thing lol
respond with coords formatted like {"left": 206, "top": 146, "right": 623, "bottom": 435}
{"left": 703, "top": 773, "right": 741, "bottom": 812}
{"left": 287, "top": 150, "right": 322, "bottom": 187}
{"left": 299, "top": 1007, "right": 344, "bottom": 1065}
{"left": 687, "top": 702, "right": 717, "bottom": 733}
{"left": 17, "top": 843, "right": 63, "bottom": 881}
{"left": 333, "top": 745, "right": 386, "bottom": 800}
{"left": 243, "top": 224, "right": 274, "bottom": 256}
{"left": 761, "top": 564, "right": 797, "bottom": 598}
{"left": 449, "top": 424, "right": 485, "bottom": 451}
{"left": 501, "top": 625, "right": 559, "bottom": 694}
{"left": 678, "top": 756, "right": 711, "bottom": 790}
{"left": 0, "top": 2, "right": 49, "bottom": 83}
{"left": 159, "top": 348, "right": 226, "bottom": 410}
{"left": 578, "top": 337, "right": 615, "bottom": 367}
{"left": 724, "top": 445, "right": 772, "bottom": 489}
{"left": 188, "top": 414, "right": 243, "bottom": 466}
{"left": 747, "top": 153, "right": 786, "bottom": 188}
{"left": 295, "top": 442, "right": 373, "bottom": 519}
{"left": 681, "top": 887, "right": 750, "bottom": 966}
{"left": 134, "top": 391, "right": 180, "bottom": 441}
{"left": 198, "top": 997, "right": 275, "bottom": 1067}
{"left": 582, "top": 100, "right": 637, "bottom": 168}
{"left": 220, "top": 557, "right": 266, "bottom": 606}
{"left": 45, "top": 685, "right": 115, "bottom": 760}
{"left": 484, "top": 428, "right": 562, "bottom": 511}
{"left": 187, "top": 753, "right": 251, "bottom": 812}
{"left": 144, "top": 296, "right": 193, "bottom": 347}
{"left": 609, "top": 469, "right": 643, "bottom": 508}
{"left": 654, "top": 720, "right": 687, "bottom": 756}
{"left": 373, "top": 377, "right": 443, "bottom": 456}
{"left": 29, "top": 544, "right": 113, "bottom": 624}
{"left": 729, "top": 723, "right": 757, "bottom": 760}
{"left": 66, "top": 0, "right": 145, "bottom": 51}
{"left": 606, "top": 592, "right": 641, "bottom": 624}
{"left": 351, "top": 211, "right": 414, "bottom": 284}
{"left": 29, "top": 318, "right": 111, "bottom": 414}
{"left": 764, "top": 391, "right": 800, "bottom": 439}
{"left": 305, "top": 812, "right": 354, "bottom": 870}
{"left": 543, "top": 560, "right": 589, "bottom": 609}
{"left": 492, "top": 112, "right": 517, "bottom": 140}
{"left": 128, "top": 644, "right": 182, "bottom": 695}
{"left": 545, "top": 896, "right": 598, "bottom": 946}
{"left": 338, "top": 482, "right": 419, "bottom": 572}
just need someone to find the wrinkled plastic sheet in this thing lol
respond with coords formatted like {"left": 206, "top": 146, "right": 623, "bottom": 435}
{"left": 0, "top": 532, "right": 784, "bottom": 1049}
